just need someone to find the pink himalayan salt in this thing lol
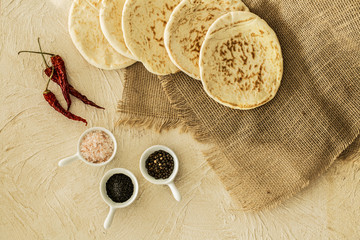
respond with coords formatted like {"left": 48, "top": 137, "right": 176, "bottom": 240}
{"left": 80, "top": 130, "right": 114, "bottom": 163}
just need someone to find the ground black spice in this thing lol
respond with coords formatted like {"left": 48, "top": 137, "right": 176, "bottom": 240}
{"left": 106, "top": 174, "right": 134, "bottom": 203}
{"left": 145, "top": 150, "right": 174, "bottom": 179}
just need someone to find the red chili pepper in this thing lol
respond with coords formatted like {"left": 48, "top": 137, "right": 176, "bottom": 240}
{"left": 50, "top": 55, "right": 71, "bottom": 110}
{"left": 44, "top": 67, "right": 105, "bottom": 109}
{"left": 19, "top": 39, "right": 71, "bottom": 110}
{"left": 18, "top": 38, "right": 101, "bottom": 125}
{"left": 43, "top": 90, "right": 87, "bottom": 125}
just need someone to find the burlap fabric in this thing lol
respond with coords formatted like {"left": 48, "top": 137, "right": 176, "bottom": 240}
{"left": 118, "top": 0, "right": 360, "bottom": 210}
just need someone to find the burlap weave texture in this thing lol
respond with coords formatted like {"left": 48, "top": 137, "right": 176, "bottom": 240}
{"left": 118, "top": 0, "right": 360, "bottom": 210}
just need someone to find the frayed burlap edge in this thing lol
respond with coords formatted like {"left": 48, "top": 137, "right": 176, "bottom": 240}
{"left": 159, "top": 76, "right": 212, "bottom": 143}
{"left": 160, "top": 75, "right": 360, "bottom": 211}
{"left": 117, "top": 102, "right": 183, "bottom": 133}
{"left": 116, "top": 64, "right": 184, "bottom": 132}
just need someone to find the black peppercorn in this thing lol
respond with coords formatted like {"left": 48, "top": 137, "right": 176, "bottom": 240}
{"left": 145, "top": 150, "right": 174, "bottom": 179}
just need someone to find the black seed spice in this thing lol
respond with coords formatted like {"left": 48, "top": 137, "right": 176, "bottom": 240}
{"left": 106, "top": 174, "right": 134, "bottom": 203}
{"left": 145, "top": 150, "right": 174, "bottom": 179}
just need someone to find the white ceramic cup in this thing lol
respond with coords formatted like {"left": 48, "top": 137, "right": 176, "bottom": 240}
{"left": 139, "top": 145, "right": 181, "bottom": 202}
{"left": 58, "top": 127, "right": 117, "bottom": 167}
{"left": 100, "top": 168, "right": 139, "bottom": 229}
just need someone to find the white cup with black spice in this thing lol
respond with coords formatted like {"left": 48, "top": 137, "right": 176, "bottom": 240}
{"left": 100, "top": 168, "right": 139, "bottom": 229}
{"left": 58, "top": 127, "right": 117, "bottom": 167}
{"left": 139, "top": 145, "right": 181, "bottom": 201}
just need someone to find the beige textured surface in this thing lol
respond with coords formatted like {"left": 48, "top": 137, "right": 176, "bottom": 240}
{"left": 199, "top": 11, "right": 283, "bottom": 109}
{"left": 1, "top": 0, "right": 360, "bottom": 239}
{"left": 164, "top": 0, "right": 248, "bottom": 80}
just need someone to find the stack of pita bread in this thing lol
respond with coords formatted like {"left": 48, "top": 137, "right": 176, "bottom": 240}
{"left": 69, "top": 0, "right": 283, "bottom": 109}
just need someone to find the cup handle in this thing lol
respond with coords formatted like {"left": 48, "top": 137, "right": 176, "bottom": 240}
{"left": 168, "top": 181, "right": 181, "bottom": 202}
{"left": 58, "top": 154, "right": 79, "bottom": 167}
{"left": 104, "top": 206, "right": 116, "bottom": 229}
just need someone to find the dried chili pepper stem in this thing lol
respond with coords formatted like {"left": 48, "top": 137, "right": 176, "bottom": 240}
{"left": 18, "top": 51, "right": 55, "bottom": 56}
{"left": 37, "top": 38, "right": 50, "bottom": 68}
{"left": 36, "top": 40, "right": 54, "bottom": 90}
{"left": 18, "top": 38, "right": 55, "bottom": 68}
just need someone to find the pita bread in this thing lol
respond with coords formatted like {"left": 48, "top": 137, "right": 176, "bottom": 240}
{"left": 99, "top": 0, "right": 136, "bottom": 60}
{"left": 165, "top": 0, "right": 248, "bottom": 80}
{"left": 83, "top": 0, "right": 102, "bottom": 9}
{"left": 68, "top": 0, "right": 135, "bottom": 70}
{"left": 199, "top": 11, "right": 283, "bottom": 109}
{"left": 122, "top": 0, "right": 180, "bottom": 75}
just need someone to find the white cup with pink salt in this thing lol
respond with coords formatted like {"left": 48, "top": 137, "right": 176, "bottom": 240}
{"left": 58, "top": 127, "right": 117, "bottom": 167}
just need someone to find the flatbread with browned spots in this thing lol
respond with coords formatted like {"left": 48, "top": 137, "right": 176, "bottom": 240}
{"left": 199, "top": 11, "right": 283, "bottom": 109}
{"left": 69, "top": 0, "right": 135, "bottom": 70}
{"left": 122, "top": 0, "right": 181, "bottom": 75}
{"left": 164, "top": 0, "right": 248, "bottom": 80}
{"left": 99, "top": 0, "right": 136, "bottom": 60}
